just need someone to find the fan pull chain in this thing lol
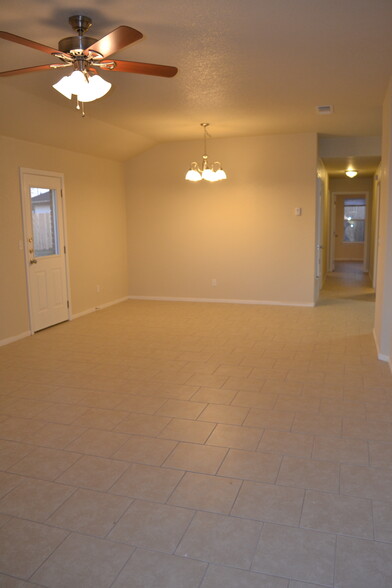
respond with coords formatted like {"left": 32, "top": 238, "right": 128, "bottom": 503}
{"left": 76, "top": 99, "right": 86, "bottom": 117}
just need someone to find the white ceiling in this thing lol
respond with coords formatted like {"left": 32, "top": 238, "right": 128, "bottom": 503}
{"left": 1, "top": 0, "right": 391, "bottom": 170}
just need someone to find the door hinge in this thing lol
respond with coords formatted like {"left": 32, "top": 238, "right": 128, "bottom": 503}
{"left": 64, "top": 245, "right": 66, "bottom": 254}
{"left": 67, "top": 300, "right": 70, "bottom": 309}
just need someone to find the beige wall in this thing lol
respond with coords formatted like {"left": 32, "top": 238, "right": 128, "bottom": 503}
{"left": 125, "top": 133, "right": 318, "bottom": 305}
{"left": 329, "top": 176, "right": 374, "bottom": 194}
{"left": 0, "top": 135, "right": 128, "bottom": 343}
{"left": 319, "top": 136, "right": 381, "bottom": 158}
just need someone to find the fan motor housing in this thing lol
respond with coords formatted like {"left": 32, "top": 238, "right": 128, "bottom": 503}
{"left": 58, "top": 36, "right": 98, "bottom": 53}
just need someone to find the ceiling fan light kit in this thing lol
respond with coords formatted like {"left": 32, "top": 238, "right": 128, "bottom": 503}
{"left": 0, "top": 15, "right": 178, "bottom": 115}
{"left": 185, "top": 123, "right": 227, "bottom": 182}
{"left": 52, "top": 70, "right": 111, "bottom": 101}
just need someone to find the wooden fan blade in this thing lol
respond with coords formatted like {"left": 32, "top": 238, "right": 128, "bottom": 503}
{"left": 0, "top": 31, "right": 59, "bottom": 55}
{"left": 86, "top": 26, "right": 143, "bottom": 58}
{"left": 103, "top": 59, "right": 178, "bottom": 77}
{"left": 0, "top": 64, "right": 54, "bottom": 77}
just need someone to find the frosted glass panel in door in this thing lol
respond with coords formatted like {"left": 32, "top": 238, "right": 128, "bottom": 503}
{"left": 30, "top": 187, "right": 59, "bottom": 257}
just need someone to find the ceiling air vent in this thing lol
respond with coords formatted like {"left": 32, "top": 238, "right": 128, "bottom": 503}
{"left": 316, "top": 105, "right": 333, "bottom": 115}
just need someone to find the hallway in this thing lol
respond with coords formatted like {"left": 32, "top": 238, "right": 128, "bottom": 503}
{"left": 320, "top": 261, "right": 375, "bottom": 302}
{"left": 0, "top": 271, "right": 391, "bottom": 587}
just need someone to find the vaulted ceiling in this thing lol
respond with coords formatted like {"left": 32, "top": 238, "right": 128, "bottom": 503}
{"left": 1, "top": 0, "right": 392, "bottom": 171}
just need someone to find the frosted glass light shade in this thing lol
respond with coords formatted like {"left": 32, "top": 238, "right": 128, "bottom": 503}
{"left": 201, "top": 168, "right": 217, "bottom": 181}
{"left": 185, "top": 169, "right": 202, "bottom": 181}
{"left": 52, "top": 75, "right": 73, "bottom": 99}
{"left": 186, "top": 164, "right": 226, "bottom": 182}
{"left": 53, "top": 71, "right": 111, "bottom": 102}
{"left": 78, "top": 75, "right": 112, "bottom": 102}
{"left": 345, "top": 169, "right": 358, "bottom": 178}
{"left": 214, "top": 168, "right": 227, "bottom": 180}
{"left": 53, "top": 70, "right": 86, "bottom": 99}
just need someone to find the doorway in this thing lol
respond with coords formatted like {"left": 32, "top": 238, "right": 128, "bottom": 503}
{"left": 322, "top": 190, "right": 375, "bottom": 304}
{"left": 330, "top": 192, "right": 369, "bottom": 272}
{"left": 20, "top": 169, "right": 70, "bottom": 332}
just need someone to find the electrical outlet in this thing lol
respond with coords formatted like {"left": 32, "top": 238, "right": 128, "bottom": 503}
{"left": 211, "top": 279, "right": 217, "bottom": 287}
{"left": 96, "top": 285, "right": 100, "bottom": 293}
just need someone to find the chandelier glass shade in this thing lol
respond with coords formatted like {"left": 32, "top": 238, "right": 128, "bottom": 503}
{"left": 185, "top": 123, "right": 227, "bottom": 182}
{"left": 345, "top": 169, "right": 358, "bottom": 178}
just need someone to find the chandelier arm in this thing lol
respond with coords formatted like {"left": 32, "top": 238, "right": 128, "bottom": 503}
{"left": 211, "top": 161, "right": 224, "bottom": 170}
{"left": 188, "top": 161, "right": 201, "bottom": 172}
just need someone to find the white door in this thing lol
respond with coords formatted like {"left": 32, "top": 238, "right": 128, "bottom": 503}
{"left": 21, "top": 170, "right": 70, "bottom": 332}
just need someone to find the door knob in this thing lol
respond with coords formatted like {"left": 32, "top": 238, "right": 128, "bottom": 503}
{"left": 30, "top": 258, "right": 37, "bottom": 264}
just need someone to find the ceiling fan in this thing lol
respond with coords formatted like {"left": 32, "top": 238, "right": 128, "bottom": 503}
{"left": 0, "top": 15, "right": 178, "bottom": 114}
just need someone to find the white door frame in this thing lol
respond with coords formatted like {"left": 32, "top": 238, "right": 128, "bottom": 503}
{"left": 372, "top": 180, "right": 381, "bottom": 288}
{"left": 20, "top": 168, "right": 71, "bottom": 333}
{"left": 315, "top": 177, "right": 325, "bottom": 299}
{"left": 328, "top": 192, "right": 336, "bottom": 272}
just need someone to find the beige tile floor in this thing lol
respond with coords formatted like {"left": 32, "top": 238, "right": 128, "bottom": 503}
{"left": 1, "top": 261, "right": 392, "bottom": 587}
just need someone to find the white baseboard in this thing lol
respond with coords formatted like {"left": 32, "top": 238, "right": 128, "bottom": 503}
{"left": 334, "top": 258, "right": 364, "bottom": 262}
{"left": 0, "top": 297, "right": 129, "bottom": 346}
{"left": 373, "top": 327, "right": 391, "bottom": 370}
{"left": 71, "top": 308, "right": 97, "bottom": 320}
{"left": 0, "top": 331, "right": 31, "bottom": 347}
{"left": 128, "top": 295, "right": 315, "bottom": 308}
{"left": 71, "top": 296, "right": 129, "bottom": 320}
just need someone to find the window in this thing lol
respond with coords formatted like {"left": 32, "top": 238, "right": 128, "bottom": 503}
{"left": 30, "top": 187, "right": 59, "bottom": 256}
{"left": 343, "top": 198, "right": 366, "bottom": 243}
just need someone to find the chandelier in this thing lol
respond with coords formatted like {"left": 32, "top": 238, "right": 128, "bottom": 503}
{"left": 185, "top": 123, "right": 227, "bottom": 182}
